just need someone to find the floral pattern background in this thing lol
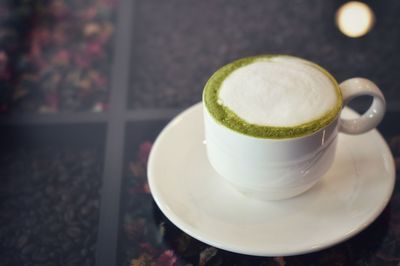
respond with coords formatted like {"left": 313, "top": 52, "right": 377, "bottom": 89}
{"left": 119, "top": 135, "right": 400, "bottom": 266}
{"left": 0, "top": 0, "right": 117, "bottom": 113}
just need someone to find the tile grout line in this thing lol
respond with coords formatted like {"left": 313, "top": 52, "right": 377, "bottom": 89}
{"left": 95, "top": 0, "right": 135, "bottom": 265}
{"left": 125, "top": 108, "right": 184, "bottom": 121}
{"left": 1, "top": 102, "right": 400, "bottom": 125}
{"left": 0, "top": 113, "right": 109, "bottom": 125}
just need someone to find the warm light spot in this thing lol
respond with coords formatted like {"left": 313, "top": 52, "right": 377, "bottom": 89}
{"left": 336, "top": 1, "right": 375, "bottom": 38}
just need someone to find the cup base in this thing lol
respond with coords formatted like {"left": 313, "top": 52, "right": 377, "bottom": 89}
{"left": 223, "top": 178, "right": 320, "bottom": 201}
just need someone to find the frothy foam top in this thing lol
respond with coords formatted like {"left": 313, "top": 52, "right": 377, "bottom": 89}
{"left": 218, "top": 57, "right": 338, "bottom": 127}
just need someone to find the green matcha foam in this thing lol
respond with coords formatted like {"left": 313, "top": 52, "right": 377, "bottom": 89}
{"left": 203, "top": 55, "right": 343, "bottom": 139}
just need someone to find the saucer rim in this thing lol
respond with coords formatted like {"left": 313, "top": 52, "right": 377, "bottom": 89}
{"left": 148, "top": 102, "right": 396, "bottom": 256}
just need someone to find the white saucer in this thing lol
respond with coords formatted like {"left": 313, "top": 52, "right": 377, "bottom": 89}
{"left": 148, "top": 103, "right": 395, "bottom": 256}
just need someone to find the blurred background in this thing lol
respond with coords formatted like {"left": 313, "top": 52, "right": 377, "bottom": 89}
{"left": 0, "top": 0, "right": 399, "bottom": 266}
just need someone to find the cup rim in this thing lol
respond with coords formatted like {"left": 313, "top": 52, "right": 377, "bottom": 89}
{"left": 203, "top": 101, "right": 339, "bottom": 142}
{"left": 203, "top": 54, "right": 343, "bottom": 139}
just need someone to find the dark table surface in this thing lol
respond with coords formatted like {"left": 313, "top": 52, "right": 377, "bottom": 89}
{"left": 0, "top": 0, "right": 399, "bottom": 266}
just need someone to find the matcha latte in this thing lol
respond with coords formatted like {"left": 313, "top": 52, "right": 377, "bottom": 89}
{"left": 203, "top": 55, "right": 343, "bottom": 138}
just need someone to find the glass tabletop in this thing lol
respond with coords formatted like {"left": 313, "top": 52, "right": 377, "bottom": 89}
{"left": 0, "top": 0, "right": 399, "bottom": 265}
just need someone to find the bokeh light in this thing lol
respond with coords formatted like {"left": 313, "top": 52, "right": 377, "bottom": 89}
{"left": 336, "top": 1, "right": 375, "bottom": 38}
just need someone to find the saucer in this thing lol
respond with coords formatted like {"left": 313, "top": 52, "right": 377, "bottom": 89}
{"left": 148, "top": 103, "right": 395, "bottom": 256}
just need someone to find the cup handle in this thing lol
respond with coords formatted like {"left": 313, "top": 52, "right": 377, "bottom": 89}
{"left": 339, "top": 77, "right": 386, "bottom": 134}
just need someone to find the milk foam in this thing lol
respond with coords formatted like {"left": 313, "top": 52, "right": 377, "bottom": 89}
{"left": 218, "top": 57, "right": 338, "bottom": 127}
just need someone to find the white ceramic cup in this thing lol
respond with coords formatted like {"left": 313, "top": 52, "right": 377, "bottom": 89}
{"left": 203, "top": 59, "right": 386, "bottom": 201}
